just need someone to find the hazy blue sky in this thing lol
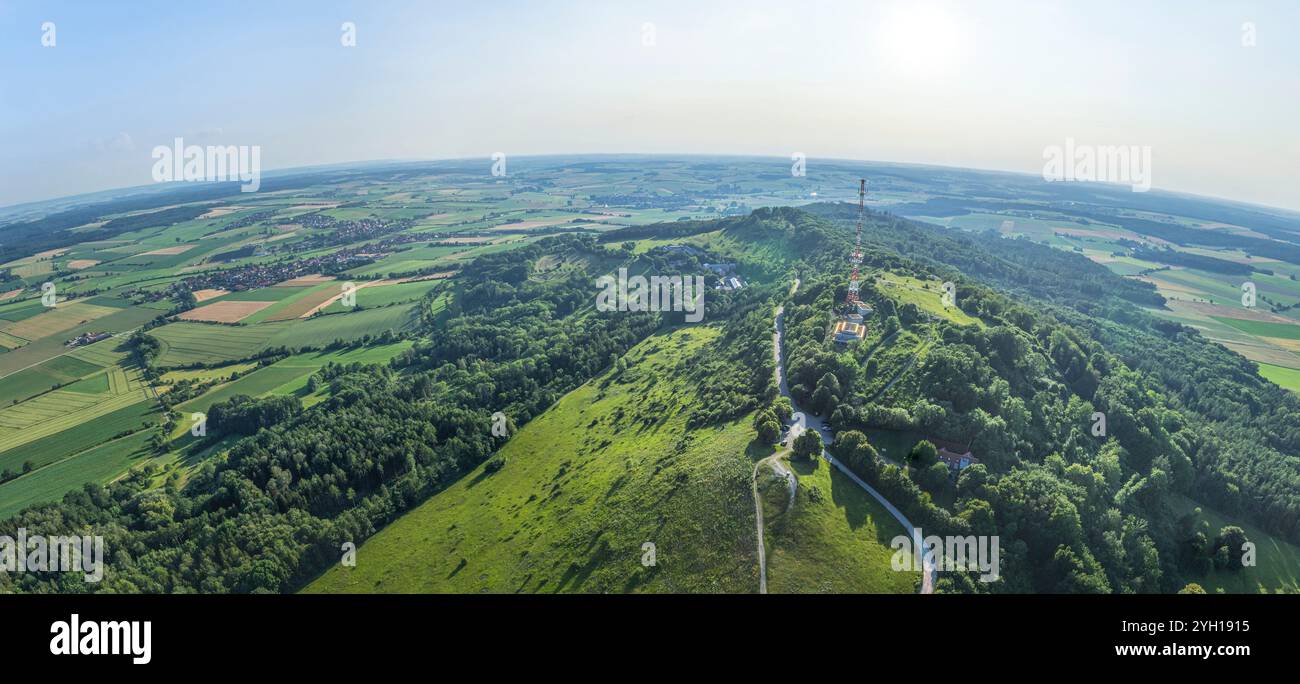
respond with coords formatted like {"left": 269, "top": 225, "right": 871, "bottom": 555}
{"left": 2, "top": 0, "right": 1298, "bottom": 209}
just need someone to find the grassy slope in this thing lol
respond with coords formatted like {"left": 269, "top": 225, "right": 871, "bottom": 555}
{"left": 1174, "top": 496, "right": 1300, "bottom": 594}
{"left": 764, "top": 455, "right": 918, "bottom": 593}
{"left": 306, "top": 326, "right": 759, "bottom": 593}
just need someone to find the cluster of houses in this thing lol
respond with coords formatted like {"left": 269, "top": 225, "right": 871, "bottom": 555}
{"left": 175, "top": 249, "right": 370, "bottom": 295}
{"left": 703, "top": 262, "right": 745, "bottom": 291}
{"left": 658, "top": 246, "right": 747, "bottom": 291}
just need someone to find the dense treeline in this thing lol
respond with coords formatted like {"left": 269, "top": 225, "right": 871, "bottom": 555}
{"left": 0, "top": 235, "right": 667, "bottom": 592}
{"left": 1130, "top": 247, "right": 1255, "bottom": 275}
{"left": 790, "top": 204, "right": 1298, "bottom": 592}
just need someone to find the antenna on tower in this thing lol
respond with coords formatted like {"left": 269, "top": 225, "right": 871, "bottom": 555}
{"left": 845, "top": 178, "right": 865, "bottom": 305}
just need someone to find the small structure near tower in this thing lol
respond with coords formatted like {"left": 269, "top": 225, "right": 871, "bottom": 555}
{"left": 834, "top": 179, "right": 869, "bottom": 345}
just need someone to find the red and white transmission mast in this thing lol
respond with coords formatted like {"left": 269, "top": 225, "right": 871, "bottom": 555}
{"left": 845, "top": 178, "right": 865, "bottom": 305}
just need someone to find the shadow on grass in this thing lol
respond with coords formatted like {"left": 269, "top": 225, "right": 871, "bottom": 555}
{"left": 746, "top": 439, "right": 777, "bottom": 463}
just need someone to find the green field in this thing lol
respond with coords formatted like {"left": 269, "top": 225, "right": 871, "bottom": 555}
{"left": 276, "top": 303, "right": 418, "bottom": 344}
{"left": 177, "top": 364, "right": 317, "bottom": 415}
{"left": 875, "top": 274, "right": 982, "bottom": 327}
{"left": 321, "top": 280, "right": 442, "bottom": 314}
{"left": 0, "top": 398, "right": 156, "bottom": 475}
{"left": 306, "top": 326, "right": 759, "bottom": 594}
{"left": 151, "top": 305, "right": 416, "bottom": 367}
{"left": 0, "top": 431, "right": 155, "bottom": 519}
{"left": 0, "top": 354, "right": 106, "bottom": 405}
{"left": 151, "top": 321, "right": 290, "bottom": 366}
{"left": 1173, "top": 496, "right": 1300, "bottom": 594}
{"left": 1257, "top": 362, "right": 1300, "bottom": 393}
{"left": 1212, "top": 317, "right": 1300, "bottom": 340}
{"left": 63, "top": 371, "right": 111, "bottom": 394}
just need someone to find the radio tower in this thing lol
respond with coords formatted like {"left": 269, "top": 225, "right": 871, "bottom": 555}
{"left": 845, "top": 178, "right": 865, "bottom": 305}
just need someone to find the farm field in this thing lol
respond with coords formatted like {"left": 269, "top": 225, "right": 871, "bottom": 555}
{"left": 320, "top": 279, "right": 441, "bottom": 314}
{"left": 0, "top": 301, "right": 120, "bottom": 340}
{"left": 0, "top": 306, "right": 157, "bottom": 376}
{"left": 272, "top": 304, "right": 419, "bottom": 345}
{"left": 0, "top": 376, "right": 150, "bottom": 456}
{"left": 0, "top": 431, "right": 155, "bottom": 520}
{"left": 178, "top": 299, "right": 276, "bottom": 323}
{"left": 1257, "top": 362, "right": 1300, "bottom": 394}
{"left": 177, "top": 364, "right": 317, "bottom": 415}
{"left": 257, "top": 280, "right": 348, "bottom": 320}
{"left": 0, "top": 398, "right": 156, "bottom": 475}
{"left": 150, "top": 321, "right": 290, "bottom": 366}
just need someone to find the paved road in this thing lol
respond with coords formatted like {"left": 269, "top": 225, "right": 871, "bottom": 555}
{"left": 761, "top": 280, "right": 935, "bottom": 594}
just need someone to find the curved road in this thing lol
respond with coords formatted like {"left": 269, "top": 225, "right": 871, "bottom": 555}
{"left": 757, "top": 278, "right": 935, "bottom": 594}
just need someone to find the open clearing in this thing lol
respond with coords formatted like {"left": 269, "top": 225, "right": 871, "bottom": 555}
{"left": 67, "top": 259, "right": 100, "bottom": 269}
{"left": 177, "top": 300, "right": 275, "bottom": 322}
{"left": 1174, "top": 496, "right": 1300, "bottom": 593}
{"left": 763, "top": 455, "right": 917, "bottom": 593}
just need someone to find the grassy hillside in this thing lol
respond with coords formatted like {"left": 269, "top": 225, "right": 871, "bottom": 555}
{"left": 306, "top": 325, "right": 759, "bottom": 593}
{"left": 1173, "top": 496, "right": 1300, "bottom": 594}
{"left": 763, "top": 455, "right": 918, "bottom": 594}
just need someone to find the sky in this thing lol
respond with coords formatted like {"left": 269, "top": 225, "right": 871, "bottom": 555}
{"left": 1, "top": 0, "right": 1298, "bottom": 210}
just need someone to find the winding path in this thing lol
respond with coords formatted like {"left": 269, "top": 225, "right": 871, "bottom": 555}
{"left": 756, "top": 278, "right": 935, "bottom": 594}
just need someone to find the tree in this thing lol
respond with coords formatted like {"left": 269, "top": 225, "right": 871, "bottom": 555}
{"left": 756, "top": 417, "right": 780, "bottom": 445}
{"left": 909, "top": 440, "right": 938, "bottom": 467}
{"left": 1177, "top": 583, "right": 1207, "bottom": 594}
{"left": 793, "top": 430, "right": 822, "bottom": 461}
{"left": 1213, "top": 526, "right": 1250, "bottom": 572}
{"left": 772, "top": 397, "right": 793, "bottom": 424}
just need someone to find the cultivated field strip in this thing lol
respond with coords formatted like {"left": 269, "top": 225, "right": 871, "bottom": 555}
{"left": 151, "top": 322, "right": 289, "bottom": 366}
{"left": 68, "top": 341, "right": 129, "bottom": 366}
{"left": 0, "top": 301, "right": 120, "bottom": 340}
{"left": 0, "top": 387, "right": 150, "bottom": 453}
{"left": 0, "top": 331, "right": 27, "bottom": 349}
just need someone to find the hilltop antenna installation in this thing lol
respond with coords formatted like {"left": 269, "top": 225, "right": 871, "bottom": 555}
{"left": 845, "top": 178, "right": 865, "bottom": 305}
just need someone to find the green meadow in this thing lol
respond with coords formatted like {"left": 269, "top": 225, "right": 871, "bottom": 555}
{"left": 305, "top": 326, "right": 759, "bottom": 594}
{"left": 763, "top": 455, "right": 918, "bottom": 594}
{"left": 1174, "top": 496, "right": 1300, "bottom": 594}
